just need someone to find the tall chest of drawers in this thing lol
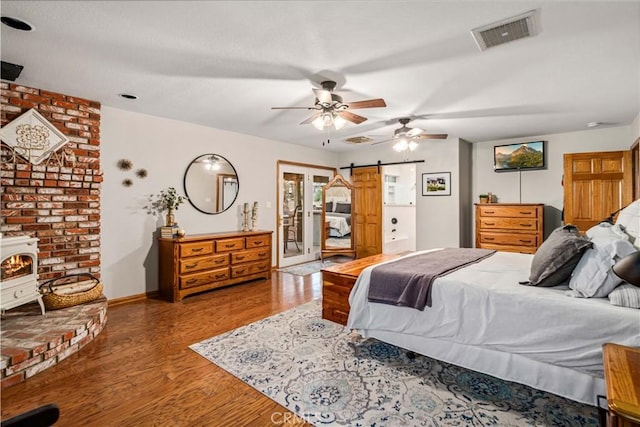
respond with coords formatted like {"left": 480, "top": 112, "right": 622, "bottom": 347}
{"left": 475, "top": 203, "right": 544, "bottom": 254}
{"left": 158, "top": 230, "right": 272, "bottom": 302}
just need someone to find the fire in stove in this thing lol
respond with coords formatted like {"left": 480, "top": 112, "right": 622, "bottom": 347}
{"left": 1, "top": 254, "right": 33, "bottom": 281}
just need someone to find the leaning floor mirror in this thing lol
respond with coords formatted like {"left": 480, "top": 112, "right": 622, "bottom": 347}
{"left": 321, "top": 174, "right": 356, "bottom": 260}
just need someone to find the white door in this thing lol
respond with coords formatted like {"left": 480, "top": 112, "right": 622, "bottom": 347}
{"left": 278, "top": 164, "right": 333, "bottom": 268}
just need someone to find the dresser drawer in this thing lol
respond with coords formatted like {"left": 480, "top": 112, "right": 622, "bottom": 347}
{"left": 479, "top": 217, "right": 539, "bottom": 231}
{"left": 180, "top": 267, "right": 229, "bottom": 289}
{"left": 215, "top": 238, "right": 245, "bottom": 252}
{"left": 479, "top": 232, "right": 538, "bottom": 247}
{"left": 246, "top": 235, "right": 270, "bottom": 248}
{"left": 179, "top": 241, "right": 213, "bottom": 257}
{"left": 231, "top": 247, "right": 270, "bottom": 264}
{"left": 478, "top": 205, "right": 539, "bottom": 218}
{"left": 179, "top": 254, "right": 228, "bottom": 274}
{"left": 323, "top": 283, "right": 352, "bottom": 307}
{"left": 230, "top": 260, "right": 270, "bottom": 278}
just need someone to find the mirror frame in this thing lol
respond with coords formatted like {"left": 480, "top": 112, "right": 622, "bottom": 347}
{"left": 321, "top": 174, "right": 357, "bottom": 260}
{"left": 183, "top": 153, "right": 239, "bottom": 215}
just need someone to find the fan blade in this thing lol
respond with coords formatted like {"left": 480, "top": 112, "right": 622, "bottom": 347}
{"left": 271, "top": 106, "right": 314, "bottom": 110}
{"left": 313, "top": 88, "right": 333, "bottom": 104}
{"left": 346, "top": 98, "right": 387, "bottom": 109}
{"left": 371, "top": 138, "right": 394, "bottom": 146}
{"left": 406, "top": 127, "right": 424, "bottom": 137}
{"left": 415, "top": 133, "right": 448, "bottom": 140}
{"left": 338, "top": 110, "right": 368, "bottom": 124}
{"left": 300, "top": 112, "right": 322, "bottom": 125}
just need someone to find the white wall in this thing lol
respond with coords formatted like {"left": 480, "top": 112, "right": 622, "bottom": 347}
{"left": 471, "top": 125, "right": 634, "bottom": 238}
{"left": 101, "top": 106, "right": 337, "bottom": 299}
{"left": 632, "top": 113, "right": 640, "bottom": 141}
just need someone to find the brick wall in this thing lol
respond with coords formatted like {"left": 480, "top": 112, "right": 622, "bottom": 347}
{"left": 0, "top": 83, "right": 101, "bottom": 282}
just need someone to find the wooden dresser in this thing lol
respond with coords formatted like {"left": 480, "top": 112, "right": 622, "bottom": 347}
{"left": 602, "top": 343, "right": 640, "bottom": 427}
{"left": 158, "top": 230, "right": 272, "bottom": 302}
{"left": 321, "top": 254, "right": 399, "bottom": 325}
{"left": 475, "top": 203, "right": 544, "bottom": 254}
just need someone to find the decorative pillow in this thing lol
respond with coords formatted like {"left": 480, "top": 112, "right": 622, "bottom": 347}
{"left": 527, "top": 225, "right": 592, "bottom": 287}
{"left": 609, "top": 284, "right": 640, "bottom": 308}
{"left": 567, "top": 237, "right": 637, "bottom": 298}
{"left": 585, "top": 222, "right": 629, "bottom": 241}
{"left": 615, "top": 199, "right": 640, "bottom": 248}
{"left": 325, "top": 201, "right": 333, "bottom": 212}
{"left": 335, "top": 202, "right": 351, "bottom": 214}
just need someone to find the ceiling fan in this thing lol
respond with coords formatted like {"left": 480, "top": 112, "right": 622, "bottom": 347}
{"left": 372, "top": 118, "right": 448, "bottom": 151}
{"left": 271, "top": 80, "right": 386, "bottom": 130}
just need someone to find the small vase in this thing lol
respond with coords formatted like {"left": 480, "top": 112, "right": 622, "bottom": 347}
{"left": 165, "top": 209, "right": 175, "bottom": 226}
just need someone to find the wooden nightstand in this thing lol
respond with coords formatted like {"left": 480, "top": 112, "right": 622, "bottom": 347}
{"left": 602, "top": 343, "right": 640, "bottom": 427}
{"left": 321, "top": 254, "right": 399, "bottom": 325}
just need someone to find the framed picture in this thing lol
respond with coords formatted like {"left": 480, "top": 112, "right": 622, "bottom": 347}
{"left": 422, "top": 172, "right": 451, "bottom": 196}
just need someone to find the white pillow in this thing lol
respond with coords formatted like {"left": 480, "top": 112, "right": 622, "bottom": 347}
{"left": 585, "top": 222, "right": 629, "bottom": 241}
{"left": 567, "top": 236, "right": 637, "bottom": 298}
{"left": 615, "top": 199, "right": 640, "bottom": 248}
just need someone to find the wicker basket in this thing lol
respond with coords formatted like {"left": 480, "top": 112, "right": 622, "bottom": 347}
{"left": 39, "top": 273, "right": 103, "bottom": 310}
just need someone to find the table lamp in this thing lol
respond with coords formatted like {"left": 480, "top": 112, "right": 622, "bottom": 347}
{"left": 612, "top": 251, "right": 640, "bottom": 287}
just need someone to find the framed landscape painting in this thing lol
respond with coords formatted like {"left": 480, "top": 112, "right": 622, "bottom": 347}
{"left": 422, "top": 172, "right": 451, "bottom": 196}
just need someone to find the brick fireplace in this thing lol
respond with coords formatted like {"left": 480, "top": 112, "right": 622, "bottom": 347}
{"left": 0, "top": 82, "right": 104, "bottom": 388}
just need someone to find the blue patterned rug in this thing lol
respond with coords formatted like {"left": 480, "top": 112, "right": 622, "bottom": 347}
{"left": 190, "top": 301, "right": 598, "bottom": 426}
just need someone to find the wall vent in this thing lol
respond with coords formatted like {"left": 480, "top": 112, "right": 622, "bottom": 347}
{"left": 1, "top": 61, "right": 24, "bottom": 81}
{"left": 344, "top": 136, "right": 374, "bottom": 145}
{"left": 471, "top": 9, "right": 541, "bottom": 51}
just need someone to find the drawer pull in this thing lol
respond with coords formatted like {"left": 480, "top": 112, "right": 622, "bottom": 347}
{"left": 519, "top": 240, "right": 532, "bottom": 243}
{"left": 191, "top": 248, "right": 204, "bottom": 252}
{"left": 485, "top": 222, "right": 495, "bottom": 226}
{"left": 236, "top": 269, "right": 246, "bottom": 274}
{"left": 185, "top": 263, "right": 197, "bottom": 269}
{"left": 258, "top": 253, "right": 267, "bottom": 258}
{"left": 484, "top": 237, "right": 495, "bottom": 241}
{"left": 215, "top": 259, "right": 225, "bottom": 264}
{"left": 236, "top": 255, "right": 245, "bottom": 260}
{"left": 212, "top": 274, "right": 226, "bottom": 280}
{"left": 520, "top": 223, "right": 532, "bottom": 227}
{"left": 253, "top": 240, "right": 263, "bottom": 245}
{"left": 520, "top": 211, "right": 533, "bottom": 215}
{"left": 485, "top": 210, "right": 494, "bottom": 214}
{"left": 186, "top": 279, "right": 197, "bottom": 284}
{"left": 225, "top": 243, "right": 235, "bottom": 248}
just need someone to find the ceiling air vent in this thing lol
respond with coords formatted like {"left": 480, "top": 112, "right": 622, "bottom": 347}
{"left": 471, "top": 9, "right": 541, "bottom": 51}
{"left": 344, "top": 136, "right": 374, "bottom": 145}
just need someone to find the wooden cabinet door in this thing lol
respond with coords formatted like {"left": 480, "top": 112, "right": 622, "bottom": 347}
{"left": 351, "top": 167, "right": 382, "bottom": 258}
{"left": 563, "top": 150, "right": 633, "bottom": 232}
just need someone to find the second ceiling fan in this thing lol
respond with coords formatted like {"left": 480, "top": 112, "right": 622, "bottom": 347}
{"left": 373, "top": 118, "right": 448, "bottom": 151}
{"left": 271, "top": 80, "right": 386, "bottom": 130}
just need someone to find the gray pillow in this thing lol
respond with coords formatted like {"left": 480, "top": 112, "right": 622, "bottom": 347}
{"left": 609, "top": 284, "right": 640, "bottom": 308}
{"left": 528, "top": 225, "right": 592, "bottom": 287}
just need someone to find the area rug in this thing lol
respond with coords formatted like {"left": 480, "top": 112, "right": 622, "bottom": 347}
{"left": 278, "top": 260, "right": 334, "bottom": 276}
{"left": 190, "top": 301, "right": 598, "bottom": 426}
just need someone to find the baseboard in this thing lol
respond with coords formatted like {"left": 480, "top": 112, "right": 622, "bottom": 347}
{"left": 108, "top": 290, "right": 159, "bottom": 306}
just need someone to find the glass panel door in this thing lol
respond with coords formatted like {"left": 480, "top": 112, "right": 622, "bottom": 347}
{"left": 278, "top": 164, "right": 333, "bottom": 268}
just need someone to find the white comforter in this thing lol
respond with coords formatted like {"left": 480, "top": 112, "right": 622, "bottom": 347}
{"left": 326, "top": 213, "right": 350, "bottom": 237}
{"left": 348, "top": 249, "right": 640, "bottom": 377}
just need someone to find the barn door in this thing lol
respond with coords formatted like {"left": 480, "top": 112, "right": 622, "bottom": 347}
{"left": 351, "top": 167, "right": 382, "bottom": 258}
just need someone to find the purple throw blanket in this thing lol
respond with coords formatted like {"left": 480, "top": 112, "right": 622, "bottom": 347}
{"left": 367, "top": 248, "right": 496, "bottom": 310}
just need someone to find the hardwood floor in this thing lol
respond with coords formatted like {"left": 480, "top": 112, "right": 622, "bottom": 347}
{"left": 1, "top": 272, "right": 320, "bottom": 426}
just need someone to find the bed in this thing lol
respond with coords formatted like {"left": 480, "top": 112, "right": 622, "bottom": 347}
{"left": 325, "top": 201, "right": 351, "bottom": 237}
{"left": 346, "top": 200, "right": 640, "bottom": 407}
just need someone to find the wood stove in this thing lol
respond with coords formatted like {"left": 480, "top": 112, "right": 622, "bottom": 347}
{"left": 0, "top": 235, "right": 44, "bottom": 314}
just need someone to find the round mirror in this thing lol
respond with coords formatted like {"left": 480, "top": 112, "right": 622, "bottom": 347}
{"left": 183, "top": 154, "right": 239, "bottom": 214}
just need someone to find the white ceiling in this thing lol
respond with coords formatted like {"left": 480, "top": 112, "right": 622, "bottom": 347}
{"left": 1, "top": 1, "right": 638, "bottom": 152}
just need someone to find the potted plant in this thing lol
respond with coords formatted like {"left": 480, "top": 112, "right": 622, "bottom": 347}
{"left": 156, "top": 187, "right": 187, "bottom": 226}
{"left": 479, "top": 194, "right": 489, "bottom": 204}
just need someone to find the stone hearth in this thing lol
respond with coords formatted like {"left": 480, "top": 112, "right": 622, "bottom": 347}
{"left": 0, "top": 297, "right": 107, "bottom": 388}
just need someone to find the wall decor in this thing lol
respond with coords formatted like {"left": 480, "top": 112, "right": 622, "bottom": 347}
{"left": 136, "top": 168, "right": 148, "bottom": 178}
{"left": 117, "top": 159, "right": 133, "bottom": 170}
{"left": 122, "top": 179, "right": 133, "bottom": 187}
{"left": 0, "top": 108, "right": 69, "bottom": 164}
{"left": 422, "top": 172, "right": 451, "bottom": 196}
